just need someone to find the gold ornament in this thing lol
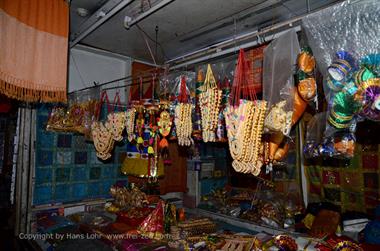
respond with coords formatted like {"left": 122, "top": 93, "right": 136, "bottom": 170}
{"left": 175, "top": 103, "right": 193, "bottom": 146}
{"left": 105, "top": 112, "right": 126, "bottom": 141}
{"left": 225, "top": 100, "right": 267, "bottom": 176}
{"left": 91, "top": 121, "right": 114, "bottom": 160}
{"left": 199, "top": 65, "right": 222, "bottom": 142}
{"left": 125, "top": 107, "right": 136, "bottom": 142}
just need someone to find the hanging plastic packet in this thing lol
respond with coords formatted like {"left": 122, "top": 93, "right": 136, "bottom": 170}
{"left": 263, "top": 29, "right": 300, "bottom": 136}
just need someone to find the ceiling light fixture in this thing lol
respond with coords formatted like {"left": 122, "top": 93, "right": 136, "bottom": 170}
{"left": 76, "top": 8, "right": 89, "bottom": 17}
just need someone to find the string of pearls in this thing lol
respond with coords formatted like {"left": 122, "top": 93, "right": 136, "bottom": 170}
{"left": 175, "top": 103, "right": 193, "bottom": 146}
{"left": 225, "top": 100, "right": 267, "bottom": 175}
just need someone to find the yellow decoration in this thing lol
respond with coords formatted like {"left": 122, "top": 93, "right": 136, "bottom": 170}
{"left": 137, "top": 137, "right": 144, "bottom": 144}
{"left": 148, "top": 146, "right": 154, "bottom": 154}
{"left": 121, "top": 157, "right": 164, "bottom": 177}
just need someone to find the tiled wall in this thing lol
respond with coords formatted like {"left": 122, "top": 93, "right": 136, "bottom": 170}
{"left": 33, "top": 105, "right": 128, "bottom": 205}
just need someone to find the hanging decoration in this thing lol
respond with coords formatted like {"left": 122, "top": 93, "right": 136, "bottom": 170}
{"left": 216, "top": 77, "right": 230, "bottom": 143}
{"left": 125, "top": 107, "right": 136, "bottom": 142}
{"left": 91, "top": 121, "right": 115, "bottom": 160}
{"left": 225, "top": 49, "right": 267, "bottom": 176}
{"left": 146, "top": 104, "right": 160, "bottom": 179}
{"left": 157, "top": 101, "right": 172, "bottom": 160}
{"left": 199, "top": 64, "right": 222, "bottom": 142}
{"left": 361, "top": 78, "right": 380, "bottom": 121}
{"left": 105, "top": 92, "right": 126, "bottom": 141}
{"left": 192, "top": 69, "right": 204, "bottom": 141}
{"left": 91, "top": 91, "right": 114, "bottom": 160}
{"left": 175, "top": 76, "right": 193, "bottom": 146}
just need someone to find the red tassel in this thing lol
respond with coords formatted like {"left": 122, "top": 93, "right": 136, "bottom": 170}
{"left": 230, "top": 49, "right": 257, "bottom": 106}
{"left": 178, "top": 75, "right": 188, "bottom": 103}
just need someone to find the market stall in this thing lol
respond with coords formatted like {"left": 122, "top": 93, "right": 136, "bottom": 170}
{"left": 2, "top": 0, "right": 380, "bottom": 250}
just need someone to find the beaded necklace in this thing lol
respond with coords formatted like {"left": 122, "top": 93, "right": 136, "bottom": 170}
{"left": 199, "top": 64, "right": 222, "bottom": 142}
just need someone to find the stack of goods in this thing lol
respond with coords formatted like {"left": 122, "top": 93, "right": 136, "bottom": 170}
{"left": 177, "top": 218, "right": 216, "bottom": 237}
{"left": 199, "top": 64, "right": 222, "bottom": 142}
{"left": 47, "top": 99, "right": 98, "bottom": 139}
{"left": 225, "top": 49, "right": 267, "bottom": 176}
{"left": 105, "top": 185, "right": 148, "bottom": 213}
{"left": 116, "top": 207, "right": 153, "bottom": 227}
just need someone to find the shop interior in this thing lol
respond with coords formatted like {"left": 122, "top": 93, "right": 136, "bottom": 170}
{"left": 1, "top": 0, "right": 380, "bottom": 250}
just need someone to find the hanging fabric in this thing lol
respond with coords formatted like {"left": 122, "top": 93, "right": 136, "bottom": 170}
{"left": 0, "top": 0, "right": 69, "bottom": 102}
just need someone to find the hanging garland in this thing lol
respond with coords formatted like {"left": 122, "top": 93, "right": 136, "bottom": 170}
{"left": 125, "top": 107, "right": 136, "bottom": 142}
{"left": 175, "top": 76, "right": 193, "bottom": 146}
{"left": 175, "top": 103, "right": 193, "bottom": 146}
{"left": 225, "top": 49, "right": 267, "bottom": 176}
{"left": 199, "top": 64, "right": 222, "bottom": 142}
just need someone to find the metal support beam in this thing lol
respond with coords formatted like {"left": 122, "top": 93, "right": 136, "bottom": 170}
{"left": 70, "top": 0, "right": 135, "bottom": 48}
{"left": 124, "top": 0, "right": 175, "bottom": 29}
{"left": 169, "top": 25, "right": 301, "bottom": 70}
{"left": 167, "top": 0, "right": 345, "bottom": 67}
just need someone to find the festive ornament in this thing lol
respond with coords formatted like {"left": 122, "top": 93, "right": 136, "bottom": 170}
{"left": 91, "top": 121, "right": 115, "bottom": 160}
{"left": 126, "top": 107, "right": 136, "bottom": 142}
{"left": 328, "top": 51, "right": 355, "bottom": 81}
{"left": 105, "top": 112, "right": 126, "bottom": 141}
{"left": 327, "top": 76, "right": 345, "bottom": 92}
{"left": 298, "top": 78, "right": 317, "bottom": 102}
{"left": 297, "top": 48, "right": 316, "bottom": 74}
{"left": 175, "top": 103, "right": 193, "bottom": 146}
{"left": 199, "top": 64, "right": 222, "bottom": 142}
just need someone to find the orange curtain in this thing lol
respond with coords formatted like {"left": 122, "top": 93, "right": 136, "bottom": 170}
{"left": 0, "top": 0, "right": 69, "bottom": 102}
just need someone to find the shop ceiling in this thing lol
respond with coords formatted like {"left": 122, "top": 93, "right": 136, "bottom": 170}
{"left": 69, "top": 0, "right": 340, "bottom": 65}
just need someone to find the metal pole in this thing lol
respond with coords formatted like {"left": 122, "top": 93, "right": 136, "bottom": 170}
{"left": 166, "top": 0, "right": 345, "bottom": 66}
